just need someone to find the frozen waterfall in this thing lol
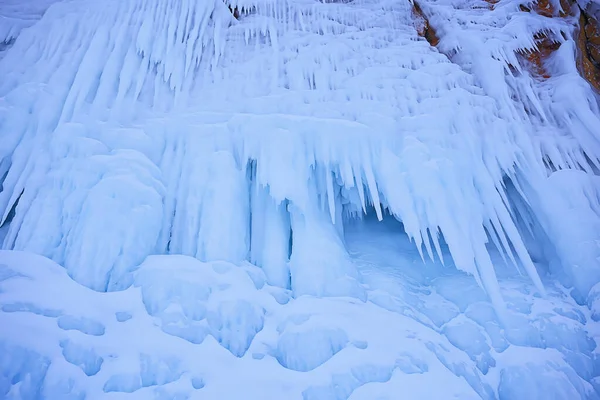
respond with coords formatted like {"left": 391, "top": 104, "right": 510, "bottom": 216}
{"left": 1, "top": 0, "right": 600, "bottom": 398}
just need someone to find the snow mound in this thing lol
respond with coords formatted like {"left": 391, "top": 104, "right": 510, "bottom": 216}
{"left": 1, "top": 249, "right": 599, "bottom": 399}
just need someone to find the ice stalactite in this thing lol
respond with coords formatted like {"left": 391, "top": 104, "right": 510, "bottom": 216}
{"left": 416, "top": 0, "right": 600, "bottom": 303}
{"left": 288, "top": 178, "right": 365, "bottom": 300}
{"left": 249, "top": 182, "right": 292, "bottom": 289}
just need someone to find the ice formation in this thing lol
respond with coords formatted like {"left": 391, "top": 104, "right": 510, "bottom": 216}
{"left": 1, "top": 0, "right": 600, "bottom": 398}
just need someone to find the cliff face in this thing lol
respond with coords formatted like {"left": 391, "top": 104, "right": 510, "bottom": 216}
{"left": 517, "top": 0, "right": 600, "bottom": 91}
{"left": 579, "top": 2, "right": 600, "bottom": 91}
{"left": 413, "top": 0, "right": 600, "bottom": 92}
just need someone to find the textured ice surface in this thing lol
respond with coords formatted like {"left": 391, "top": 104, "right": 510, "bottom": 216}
{"left": 2, "top": 218, "right": 600, "bottom": 399}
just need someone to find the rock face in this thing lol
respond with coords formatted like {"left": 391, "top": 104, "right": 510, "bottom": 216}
{"left": 519, "top": 33, "right": 562, "bottom": 79}
{"left": 578, "top": 3, "right": 600, "bottom": 91}
{"left": 516, "top": 0, "right": 573, "bottom": 79}
{"left": 412, "top": 2, "right": 440, "bottom": 46}
{"left": 519, "top": 0, "right": 600, "bottom": 91}
{"left": 516, "top": 0, "right": 600, "bottom": 91}
{"left": 412, "top": 0, "right": 600, "bottom": 92}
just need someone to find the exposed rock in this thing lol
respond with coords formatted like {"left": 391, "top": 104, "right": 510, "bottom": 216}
{"left": 412, "top": 1, "right": 440, "bottom": 46}
{"left": 519, "top": 34, "right": 562, "bottom": 79}
{"left": 519, "top": 0, "right": 575, "bottom": 17}
{"left": 513, "top": 0, "right": 600, "bottom": 91}
{"left": 410, "top": 0, "right": 599, "bottom": 90}
{"left": 515, "top": 0, "right": 568, "bottom": 80}
{"left": 531, "top": 0, "right": 556, "bottom": 17}
{"left": 577, "top": 8, "right": 600, "bottom": 91}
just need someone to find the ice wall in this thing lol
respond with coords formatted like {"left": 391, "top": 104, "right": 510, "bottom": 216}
{"left": 0, "top": 0, "right": 599, "bottom": 313}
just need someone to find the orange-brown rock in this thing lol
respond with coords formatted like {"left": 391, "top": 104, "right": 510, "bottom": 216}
{"left": 516, "top": 0, "right": 568, "bottom": 81}
{"left": 480, "top": 0, "right": 498, "bottom": 10}
{"left": 532, "top": 0, "right": 555, "bottom": 17}
{"left": 412, "top": 2, "right": 440, "bottom": 47}
{"left": 519, "top": 34, "right": 561, "bottom": 79}
{"left": 586, "top": 18, "right": 600, "bottom": 45}
{"left": 589, "top": 42, "right": 600, "bottom": 63}
{"left": 519, "top": 0, "right": 575, "bottom": 17}
{"left": 577, "top": 10, "right": 600, "bottom": 91}
{"left": 410, "top": 0, "right": 598, "bottom": 90}
{"left": 514, "top": 0, "right": 600, "bottom": 91}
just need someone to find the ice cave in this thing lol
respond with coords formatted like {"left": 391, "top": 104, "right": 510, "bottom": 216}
{"left": 1, "top": 0, "right": 600, "bottom": 398}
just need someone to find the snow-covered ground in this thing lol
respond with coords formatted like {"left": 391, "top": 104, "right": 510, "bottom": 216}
{"left": 2, "top": 216, "right": 599, "bottom": 399}
{"left": 1, "top": 0, "right": 600, "bottom": 398}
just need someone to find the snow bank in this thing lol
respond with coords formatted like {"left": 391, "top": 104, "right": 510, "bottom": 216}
{"left": 1, "top": 249, "right": 597, "bottom": 399}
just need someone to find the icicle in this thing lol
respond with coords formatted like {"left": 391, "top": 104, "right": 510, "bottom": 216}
{"left": 422, "top": 228, "right": 435, "bottom": 263}
{"left": 473, "top": 240, "right": 508, "bottom": 324}
{"left": 363, "top": 162, "right": 382, "bottom": 221}
{"left": 353, "top": 169, "right": 367, "bottom": 215}
{"left": 431, "top": 227, "right": 445, "bottom": 266}
{"left": 326, "top": 169, "right": 336, "bottom": 224}
{"left": 414, "top": 231, "right": 426, "bottom": 264}
{"left": 495, "top": 197, "right": 546, "bottom": 296}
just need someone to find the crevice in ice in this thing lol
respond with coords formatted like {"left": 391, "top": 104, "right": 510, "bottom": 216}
{"left": 577, "top": 4, "right": 600, "bottom": 91}
{"left": 502, "top": 177, "right": 557, "bottom": 273}
{"left": 0, "top": 38, "right": 15, "bottom": 59}
{"left": 0, "top": 189, "right": 20, "bottom": 247}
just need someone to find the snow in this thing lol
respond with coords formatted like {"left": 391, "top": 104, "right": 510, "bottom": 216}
{"left": 0, "top": 0, "right": 599, "bottom": 397}
{"left": 1, "top": 221, "right": 599, "bottom": 399}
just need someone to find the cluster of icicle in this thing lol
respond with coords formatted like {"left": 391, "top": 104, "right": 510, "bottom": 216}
{"left": 417, "top": 0, "right": 600, "bottom": 303}
{"left": 0, "top": 0, "right": 599, "bottom": 318}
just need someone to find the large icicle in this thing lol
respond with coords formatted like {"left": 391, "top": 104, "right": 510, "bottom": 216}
{"left": 249, "top": 182, "right": 292, "bottom": 289}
